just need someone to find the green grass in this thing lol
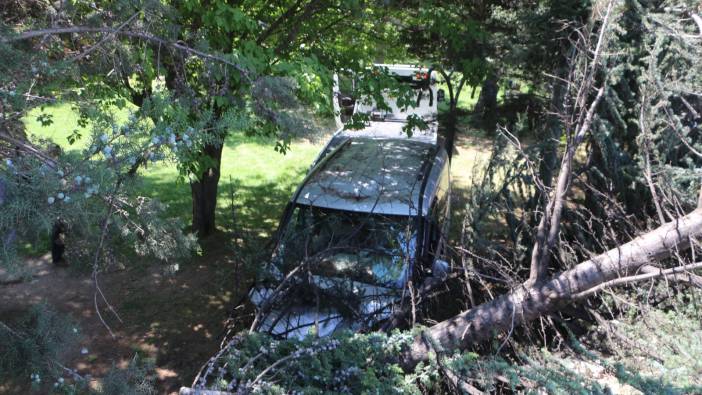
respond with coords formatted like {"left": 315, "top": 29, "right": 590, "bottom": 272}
{"left": 24, "top": 103, "right": 92, "bottom": 149}
{"left": 437, "top": 82, "right": 480, "bottom": 113}
{"left": 24, "top": 103, "right": 325, "bottom": 237}
{"left": 138, "top": 133, "right": 322, "bottom": 237}
{"left": 23, "top": 94, "right": 496, "bottom": 240}
{"left": 437, "top": 77, "right": 533, "bottom": 113}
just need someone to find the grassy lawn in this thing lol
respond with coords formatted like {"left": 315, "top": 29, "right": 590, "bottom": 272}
{"left": 24, "top": 98, "right": 492, "bottom": 243}
{"left": 437, "top": 82, "right": 480, "bottom": 112}
{"left": 437, "top": 77, "right": 533, "bottom": 113}
{"left": 139, "top": 134, "right": 323, "bottom": 238}
{"left": 24, "top": 103, "right": 326, "bottom": 238}
{"left": 22, "top": 76, "right": 529, "bottom": 243}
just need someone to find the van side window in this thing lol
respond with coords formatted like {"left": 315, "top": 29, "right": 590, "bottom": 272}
{"left": 426, "top": 164, "right": 450, "bottom": 260}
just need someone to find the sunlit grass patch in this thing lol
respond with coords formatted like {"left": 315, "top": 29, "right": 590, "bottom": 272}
{"left": 23, "top": 103, "right": 325, "bottom": 237}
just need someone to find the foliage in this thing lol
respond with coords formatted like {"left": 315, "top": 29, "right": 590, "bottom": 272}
{"left": 0, "top": 105, "right": 200, "bottom": 268}
{"left": 588, "top": 0, "right": 702, "bottom": 218}
{"left": 193, "top": 330, "right": 429, "bottom": 394}
{"left": 613, "top": 308, "right": 702, "bottom": 390}
{"left": 0, "top": 304, "right": 156, "bottom": 394}
{"left": 2, "top": 0, "right": 702, "bottom": 392}
{"left": 97, "top": 356, "right": 155, "bottom": 395}
{"left": 0, "top": 0, "right": 431, "bottom": 240}
{"left": 0, "top": 304, "right": 155, "bottom": 395}
{"left": 443, "top": 350, "right": 612, "bottom": 394}
{"left": 595, "top": 287, "right": 702, "bottom": 389}
{"left": 0, "top": 304, "right": 80, "bottom": 382}
{"left": 191, "top": 310, "right": 702, "bottom": 394}
{"left": 458, "top": 0, "right": 702, "bottom": 276}
{"left": 399, "top": 1, "right": 491, "bottom": 87}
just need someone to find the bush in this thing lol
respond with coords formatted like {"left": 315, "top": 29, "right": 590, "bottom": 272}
{"left": 96, "top": 355, "right": 155, "bottom": 395}
{"left": 0, "top": 304, "right": 80, "bottom": 382}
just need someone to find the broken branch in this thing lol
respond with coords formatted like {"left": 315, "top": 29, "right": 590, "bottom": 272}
{"left": 402, "top": 208, "right": 702, "bottom": 370}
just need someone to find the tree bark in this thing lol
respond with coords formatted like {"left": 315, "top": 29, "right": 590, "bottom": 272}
{"left": 537, "top": 68, "right": 568, "bottom": 194}
{"left": 528, "top": 0, "right": 614, "bottom": 283}
{"left": 443, "top": 110, "right": 458, "bottom": 161}
{"left": 436, "top": 69, "right": 460, "bottom": 160}
{"left": 402, "top": 208, "right": 702, "bottom": 370}
{"left": 528, "top": 86, "right": 606, "bottom": 283}
{"left": 476, "top": 77, "right": 498, "bottom": 134}
{"left": 444, "top": 77, "right": 466, "bottom": 160}
{"left": 191, "top": 143, "right": 224, "bottom": 237}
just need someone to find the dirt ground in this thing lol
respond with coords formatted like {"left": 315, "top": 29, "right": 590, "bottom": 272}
{"left": 0, "top": 134, "right": 490, "bottom": 394}
{"left": 0, "top": 233, "right": 257, "bottom": 394}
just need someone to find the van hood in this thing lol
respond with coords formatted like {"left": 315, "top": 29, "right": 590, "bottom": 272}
{"left": 250, "top": 275, "right": 401, "bottom": 339}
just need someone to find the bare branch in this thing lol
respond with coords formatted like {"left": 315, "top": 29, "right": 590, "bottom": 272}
{"left": 639, "top": 92, "right": 667, "bottom": 224}
{"left": 692, "top": 14, "right": 702, "bottom": 37}
{"left": 528, "top": 0, "right": 614, "bottom": 284}
{"left": 640, "top": 264, "right": 702, "bottom": 289}
{"left": 403, "top": 208, "right": 702, "bottom": 370}
{"left": 574, "top": 261, "right": 702, "bottom": 298}
{"left": 70, "top": 12, "right": 140, "bottom": 62}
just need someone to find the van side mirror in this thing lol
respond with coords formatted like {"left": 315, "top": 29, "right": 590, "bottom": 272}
{"left": 437, "top": 89, "right": 446, "bottom": 102}
{"left": 340, "top": 96, "right": 355, "bottom": 107}
{"left": 432, "top": 258, "right": 449, "bottom": 279}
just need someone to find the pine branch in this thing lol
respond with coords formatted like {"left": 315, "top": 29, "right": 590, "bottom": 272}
{"left": 2, "top": 26, "right": 252, "bottom": 82}
{"left": 692, "top": 14, "right": 702, "bottom": 37}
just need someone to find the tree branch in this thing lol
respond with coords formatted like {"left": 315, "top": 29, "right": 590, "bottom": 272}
{"left": 256, "top": 0, "right": 305, "bottom": 45}
{"left": 2, "top": 26, "right": 251, "bottom": 82}
{"left": 692, "top": 14, "right": 702, "bottom": 37}
{"left": 528, "top": 84, "right": 606, "bottom": 283}
{"left": 574, "top": 261, "right": 702, "bottom": 299}
{"left": 402, "top": 208, "right": 702, "bottom": 370}
{"left": 641, "top": 264, "right": 702, "bottom": 288}
{"left": 528, "top": 0, "right": 614, "bottom": 284}
{"left": 70, "top": 12, "right": 140, "bottom": 62}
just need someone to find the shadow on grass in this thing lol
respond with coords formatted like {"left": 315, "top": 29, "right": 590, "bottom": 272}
{"left": 134, "top": 129, "right": 319, "bottom": 238}
{"left": 0, "top": 176, "right": 314, "bottom": 393}
{"left": 116, "top": 172, "right": 311, "bottom": 392}
{"left": 221, "top": 176, "right": 301, "bottom": 236}
{"left": 136, "top": 168, "right": 307, "bottom": 239}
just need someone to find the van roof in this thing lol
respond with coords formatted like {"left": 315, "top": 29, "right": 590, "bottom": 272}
{"left": 373, "top": 64, "right": 436, "bottom": 79}
{"left": 295, "top": 138, "right": 445, "bottom": 216}
{"left": 339, "top": 121, "right": 438, "bottom": 145}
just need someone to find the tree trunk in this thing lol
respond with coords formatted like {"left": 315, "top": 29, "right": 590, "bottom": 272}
{"left": 443, "top": 110, "right": 458, "bottom": 161}
{"left": 444, "top": 78, "right": 466, "bottom": 161}
{"left": 191, "top": 143, "right": 224, "bottom": 237}
{"left": 538, "top": 69, "right": 567, "bottom": 193}
{"left": 476, "top": 77, "right": 498, "bottom": 134}
{"left": 528, "top": 86, "right": 606, "bottom": 283}
{"left": 402, "top": 208, "right": 702, "bottom": 370}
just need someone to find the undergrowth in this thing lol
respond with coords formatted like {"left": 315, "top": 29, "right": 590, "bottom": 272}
{"left": 0, "top": 304, "right": 155, "bottom": 394}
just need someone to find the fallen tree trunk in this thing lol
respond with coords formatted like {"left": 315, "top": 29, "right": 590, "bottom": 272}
{"left": 402, "top": 208, "right": 702, "bottom": 369}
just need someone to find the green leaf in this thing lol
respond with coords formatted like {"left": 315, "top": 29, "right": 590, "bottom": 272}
{"left": 36, "top": 113, "right": 54, "bottom": 127}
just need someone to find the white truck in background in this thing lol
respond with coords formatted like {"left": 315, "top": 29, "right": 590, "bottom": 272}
{"left": 328, "top": 64, "right": 444, "bottom": 150}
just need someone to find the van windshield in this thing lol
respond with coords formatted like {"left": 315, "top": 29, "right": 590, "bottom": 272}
{"left": 339, "top": 71, "right": 437, "bottom": 122}
{"left": 355, "top": 80, "right": 436, "bottom": 122}
{"left": 273, "top": 204, "right": 416, "bottom": 288}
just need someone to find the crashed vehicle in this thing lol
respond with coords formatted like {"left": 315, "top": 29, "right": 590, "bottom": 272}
{"left": 250, "top": 65, "right": 451, "bottom": 338}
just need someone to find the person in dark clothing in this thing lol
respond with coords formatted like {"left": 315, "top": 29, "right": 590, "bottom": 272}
{"left": 51, "top": 220, "right": 67, "bottom": 266}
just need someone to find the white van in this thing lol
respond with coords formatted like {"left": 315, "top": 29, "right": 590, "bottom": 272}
{"left": 249, "top": 65, "right": 451, "bottom": 338}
